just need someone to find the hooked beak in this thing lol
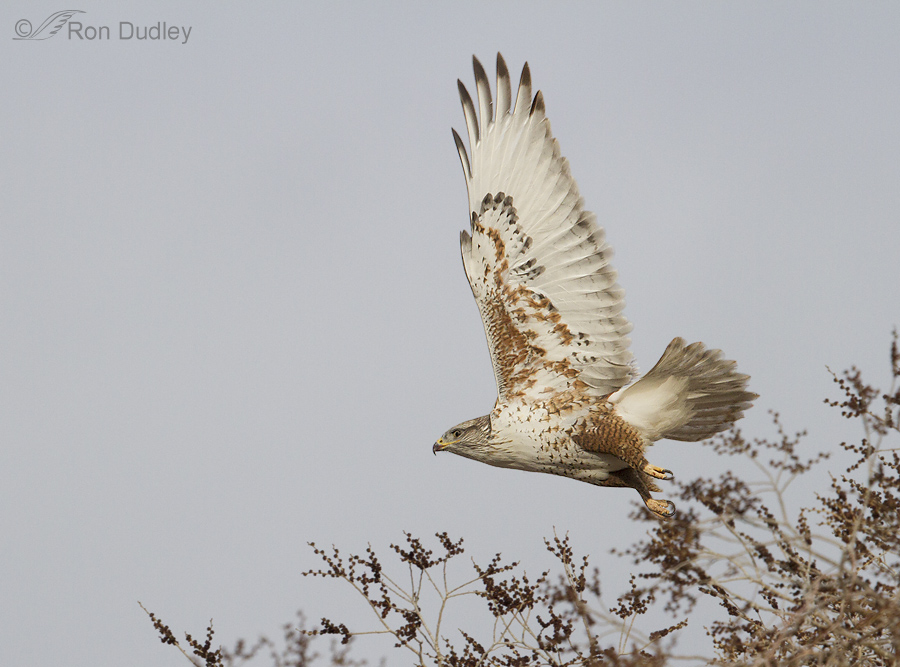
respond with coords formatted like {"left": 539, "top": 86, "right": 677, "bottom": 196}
{"left": 433, "top": 438, "right": 448, "bottom": 455}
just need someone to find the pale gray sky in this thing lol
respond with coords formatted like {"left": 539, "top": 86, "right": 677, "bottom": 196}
{"left": 2, "top": 3, "right": 898, "bottom": 665}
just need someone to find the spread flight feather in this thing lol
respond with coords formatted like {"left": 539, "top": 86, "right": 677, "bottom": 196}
{"left": 456, "top": 57, "right": 633, "bottom": 403}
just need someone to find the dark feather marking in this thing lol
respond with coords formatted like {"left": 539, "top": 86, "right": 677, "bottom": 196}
{"left": 530, "top": 90, "right": 545, "bottom": 117}
{"left": 469, "top": 188, "right": 594, "bottom": 402}
{"left": 472, "top": 55, "right": 492, "bottom": 131}
{"left": 481, "top": 294, "right": 556, "bottom": 400}
{"left": 452, "top": 128, "right": 471, "bottom": 179}
{"left": 572, "top": 409, "right": 647, "bottom": 471}
{"left": 496, "top": 53, "right": 511, "bottom": 117}
{"left": 514, "top": 62, "right": 532, "bottom": 115}
{"left": 458, "top": 80, "right": 479, "bottom": 143}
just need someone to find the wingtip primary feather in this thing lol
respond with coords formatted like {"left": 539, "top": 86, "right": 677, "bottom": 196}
{"left": 458, "top": 79, "right": 479, "bottom": 146}
{"left": 514, "top": 62, "right": 532, "bottom": 115}
{"left": 496, "top": 53, "right": 511, "bottom": 117}
{"left": 452, "top": 128, "right": 472, "bottom": 180}
{"left": 472, "top": 56, "right": 493, "bottom": 135}
{"left": 530, "top": 90, "right": 546, "bottom": 117}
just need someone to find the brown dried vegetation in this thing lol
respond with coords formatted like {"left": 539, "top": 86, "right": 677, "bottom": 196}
{"left": 145, "top": 333, "right": 900, "bottom": 666}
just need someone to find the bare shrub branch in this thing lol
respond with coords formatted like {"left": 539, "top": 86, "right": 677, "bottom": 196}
{"left": 144, "top": 332, "right": 900, "bottom": 666}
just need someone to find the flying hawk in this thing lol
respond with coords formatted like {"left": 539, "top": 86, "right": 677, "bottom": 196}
{"left": 433, "top": 55, "right": 758, "bottom": 518}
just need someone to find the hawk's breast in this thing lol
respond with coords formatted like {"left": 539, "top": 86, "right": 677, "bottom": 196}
{"left": 488, "top": 401, "right": 625, "bottom": 480}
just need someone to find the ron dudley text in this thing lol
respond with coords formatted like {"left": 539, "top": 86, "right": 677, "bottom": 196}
{"left": 68, "top": 21, "right": 192, "bottom": 44}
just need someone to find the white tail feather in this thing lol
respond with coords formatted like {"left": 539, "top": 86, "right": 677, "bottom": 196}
{"left": 609, "top": 337, "right": 757, "bottom": 443}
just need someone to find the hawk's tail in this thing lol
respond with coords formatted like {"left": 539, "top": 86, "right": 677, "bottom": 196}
{"left": 609, "top": 337, "right": 757, "bottom": 443}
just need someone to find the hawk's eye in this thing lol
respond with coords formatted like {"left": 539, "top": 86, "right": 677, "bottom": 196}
{"left": 452, "top": 429, "right": 462, "bottom": 438}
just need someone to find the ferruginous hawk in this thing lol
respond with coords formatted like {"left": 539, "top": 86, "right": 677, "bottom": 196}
{"left": 433, "top": 55, "right": 758, "bottom": 518}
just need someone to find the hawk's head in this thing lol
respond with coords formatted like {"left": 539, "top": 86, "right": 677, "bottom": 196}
{"left": 433, "top": 414, "right": 492, "bottom": 459}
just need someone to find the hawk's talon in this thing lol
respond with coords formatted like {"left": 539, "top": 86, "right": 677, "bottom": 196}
{"left": 643, "top": 464, "right": 674, "bottom": 481}
{"left": 644, "top": 498, "right": 676, "bottom": 519}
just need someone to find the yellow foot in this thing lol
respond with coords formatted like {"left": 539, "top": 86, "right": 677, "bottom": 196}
{"left": 644, "top": 498, "right": 676, "bottom": 519}
{"left": 643, "top": 464, "right": 674, "bottom": 480}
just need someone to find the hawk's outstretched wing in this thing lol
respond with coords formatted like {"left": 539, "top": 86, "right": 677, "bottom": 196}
{"left": 455, "top": 54, "right": 633, "bottom": 404}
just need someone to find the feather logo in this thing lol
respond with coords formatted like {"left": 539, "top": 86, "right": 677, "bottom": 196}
{"left": 13, "top": 10, "right": 84, "bottom": 40}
